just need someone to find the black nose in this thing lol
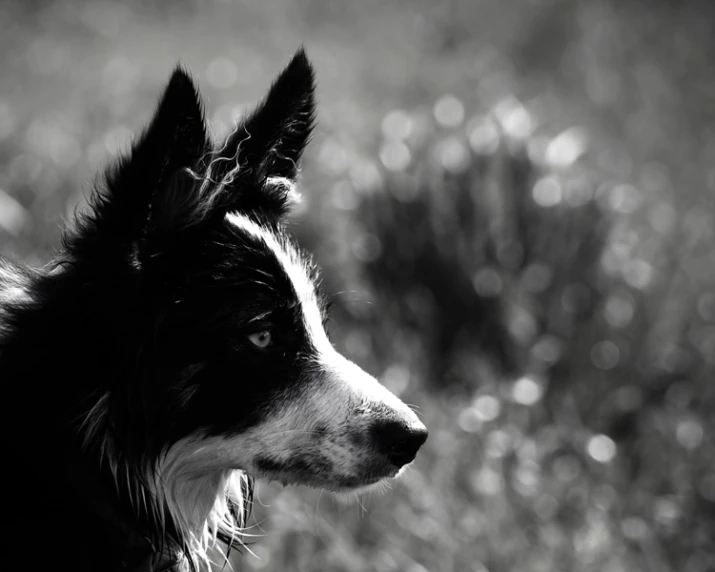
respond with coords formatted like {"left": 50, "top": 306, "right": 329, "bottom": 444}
{"left": 372, "top": 419, "right": 429, "bottom": 467}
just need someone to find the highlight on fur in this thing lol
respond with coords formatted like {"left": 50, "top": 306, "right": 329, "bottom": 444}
{"left": 0, "top": 48, "right": 427, "bottom": 572}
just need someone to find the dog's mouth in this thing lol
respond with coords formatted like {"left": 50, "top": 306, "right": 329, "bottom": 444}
{"left": 250, "top": 453, "right": 403, "bottom": 492}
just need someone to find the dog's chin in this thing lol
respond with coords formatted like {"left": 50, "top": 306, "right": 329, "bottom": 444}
{"left": 254, "top": 465, "right": 402, "bottom": 493}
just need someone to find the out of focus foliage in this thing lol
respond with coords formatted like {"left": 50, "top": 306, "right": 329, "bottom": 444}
{"left": 3, "top": 0, "right": 715, "bottom": 571}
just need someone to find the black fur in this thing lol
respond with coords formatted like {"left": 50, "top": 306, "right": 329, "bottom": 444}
{"left": 0, "top": 49, "right": 319, "bottom": 571}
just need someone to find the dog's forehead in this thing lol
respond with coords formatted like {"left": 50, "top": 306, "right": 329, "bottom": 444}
{"left": 224, "top": 213, "right": 313, "bottom": 297}
{"left": 225, "top": 213, "right": 329, "bottom": 348}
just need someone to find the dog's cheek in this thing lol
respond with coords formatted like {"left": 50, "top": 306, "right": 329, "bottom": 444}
{"left": 232, "top": 400, "right": 316, "bottom": 468}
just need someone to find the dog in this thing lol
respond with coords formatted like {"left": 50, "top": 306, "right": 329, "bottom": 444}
{"left": 0, "top": 49, "right": 427, "bottom": 571}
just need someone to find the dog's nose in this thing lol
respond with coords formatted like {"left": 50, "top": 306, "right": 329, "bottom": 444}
{"left": 372, "top": 419, "right": 429, "bottom": 467}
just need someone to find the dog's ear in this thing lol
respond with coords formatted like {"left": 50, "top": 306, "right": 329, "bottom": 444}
{"left": 69, "top": 67, "right": 211, "bottom": 261}
{"left": 106, "top": 66, "right": 213, "bottom": 238}
{"left": 211, "top": 48, "right": 316, "bottom": 217}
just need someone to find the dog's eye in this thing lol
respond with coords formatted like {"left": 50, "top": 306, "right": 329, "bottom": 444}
{"left": 248, "top": 330, "right": 272, "bottom": 348}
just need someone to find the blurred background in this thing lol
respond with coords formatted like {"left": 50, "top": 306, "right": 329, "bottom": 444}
{"left": 3, "top": 0, "right": 715, "bottom": 570}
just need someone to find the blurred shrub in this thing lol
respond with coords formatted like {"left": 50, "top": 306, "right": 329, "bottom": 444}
{"left": 344, "top": 100, "right": 609, "bottom": 394}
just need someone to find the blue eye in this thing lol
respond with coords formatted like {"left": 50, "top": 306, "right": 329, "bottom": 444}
{"left": 248, "top": 330, "right": 272, "bottom": 348}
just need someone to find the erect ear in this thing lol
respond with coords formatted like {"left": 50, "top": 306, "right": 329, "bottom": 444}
{"left": 210, "top": 48, "right": 316, "bottom": 217}
{"left": 69, "top": 67, "right": 211, "bottom": 261}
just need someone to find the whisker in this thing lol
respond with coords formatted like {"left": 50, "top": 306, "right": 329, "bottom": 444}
{"left": 407, "top": 404, "right": 424, "bottom": 418}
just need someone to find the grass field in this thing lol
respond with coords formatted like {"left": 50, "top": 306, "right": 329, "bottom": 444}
{"left": 3, "top": 1, "right": 715, "bottom": 570}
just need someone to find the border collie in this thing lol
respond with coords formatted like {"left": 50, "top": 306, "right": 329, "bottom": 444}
{"left": 0, "top": 50, "right": 427, "bottom": 571}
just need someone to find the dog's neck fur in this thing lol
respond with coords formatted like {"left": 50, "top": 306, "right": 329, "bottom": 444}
{"left": 0, "top": 265, "right": 244, "bottom": 571}
{"left": 63, "top": 453, "right": 183, "bottom": 572}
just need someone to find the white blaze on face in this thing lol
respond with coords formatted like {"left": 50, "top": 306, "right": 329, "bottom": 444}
{"left": 225, "top": 212, "right": 330, "bottom": 354}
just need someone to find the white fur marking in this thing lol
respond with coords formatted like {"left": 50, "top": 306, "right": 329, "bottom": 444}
{"left": 0, "top": 286, "right": 31, "bottom": 305}
{"left": 150, "top": 439, "right": 252, "bottom": 571}
{"left": 266, "top": 176, "right": 302, "bottom": 205}
{"left": 225, "top": 213, "right": 329, "bottom": 354}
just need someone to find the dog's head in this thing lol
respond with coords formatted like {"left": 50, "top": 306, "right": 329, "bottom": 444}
{"left": 71, "top": 49, "right": 427, "bottom": 503}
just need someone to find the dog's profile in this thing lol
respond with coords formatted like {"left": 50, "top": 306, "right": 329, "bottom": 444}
{"left": 0, "top": 50, "right": 427, "bottom": 571}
